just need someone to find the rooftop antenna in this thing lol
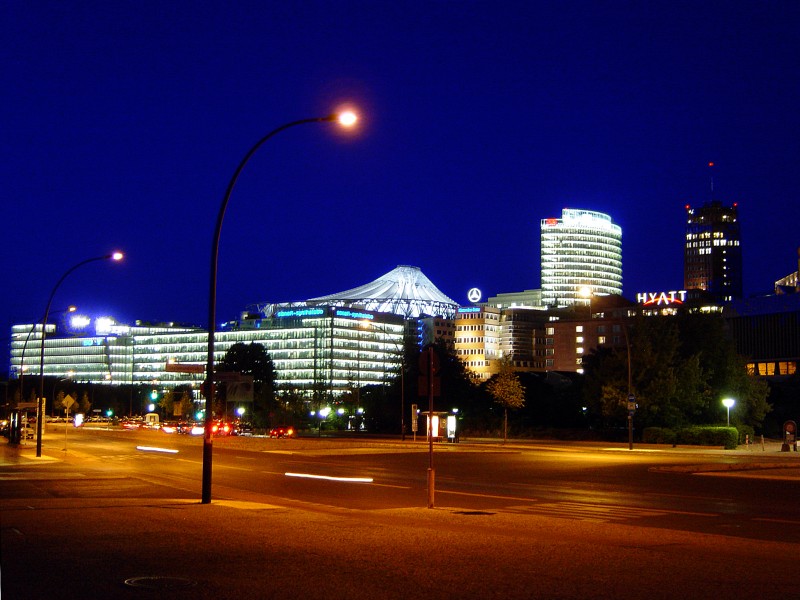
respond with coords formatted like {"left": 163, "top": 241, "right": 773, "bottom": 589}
{"left": 708, "top": 161, "right": 715, "bottom": 199}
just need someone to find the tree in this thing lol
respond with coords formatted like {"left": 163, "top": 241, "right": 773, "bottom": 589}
{"left": 218, "top": 342, "right": 277, "bottom": 428}
{"left": 77, "top": 391, "right": 91, "bottom": 416}
{"left": 583, "top": 313, "right": 772, "bottom": 433}
{"left": 486, "top": 358, "right": 525, "bottom": 443}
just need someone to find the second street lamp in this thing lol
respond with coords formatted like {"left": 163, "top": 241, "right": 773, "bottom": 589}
{"left": 722, "top": 397, "right": 735, "bottom": 427}
{"left": 36, "top": 252, "right": 124, "bottom": 457}
{"left": 203, "top": 110, "right": 358, "bottom": 504}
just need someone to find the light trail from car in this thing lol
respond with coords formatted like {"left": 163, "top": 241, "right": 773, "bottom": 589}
{"left": 285, "top": 472, "right": 373, "bottom": 483}
{"left": 136, "top": 446, "right": 179, "bottom": 454}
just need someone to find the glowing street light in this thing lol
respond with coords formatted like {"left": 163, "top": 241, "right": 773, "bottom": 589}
{"left": 337, "top": 111, "right": 358, "bottom": 127}
{"left": 722, "top": 397, "right": 735, "bottom": 427}
{"left": 203, "top": 110, "right": 359, "bottom": 504}
{"left": 36, "top": 252, "right": 124, "bottom": 457}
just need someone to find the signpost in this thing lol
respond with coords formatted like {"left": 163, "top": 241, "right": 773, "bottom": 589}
{"left": 419, "top": 346, "right": 441, "bottom": 508}
{"left": 62, "top": 394, "right": 75, "bottom": 451}
{"left": 627, "top": 394, "right": 636, "bottom": 450}
{"left": 782, "top": 420, "right": 797, "bottom": 452}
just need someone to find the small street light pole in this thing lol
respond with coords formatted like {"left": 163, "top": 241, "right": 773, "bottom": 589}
{"left": 35, "top": 252, "right": 123, "bottom": 457}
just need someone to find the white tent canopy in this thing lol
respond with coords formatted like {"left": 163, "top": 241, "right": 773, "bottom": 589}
{"left": 249, "top": 265, "right": 459, "bottom": 319}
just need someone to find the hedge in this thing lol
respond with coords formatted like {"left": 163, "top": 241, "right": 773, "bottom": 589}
{"left": 642, "top": 426, "right": 739, "bottom": 449}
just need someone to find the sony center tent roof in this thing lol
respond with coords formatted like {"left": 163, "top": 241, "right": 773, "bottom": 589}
{"left": 250, "top": 265, "right": 459, "bottom": 319}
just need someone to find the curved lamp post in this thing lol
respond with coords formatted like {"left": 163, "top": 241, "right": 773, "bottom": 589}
{"left": 203, "top": 111, "right": 358, "bottom": 504}
{"left": 722, "top": 397, "right": 735, "bottom": 427}
{"left": 17, "top": 305, "right": 75, "bottom": 411}
{"left": 36, "top": 252, "right": 124, "bottom": 456}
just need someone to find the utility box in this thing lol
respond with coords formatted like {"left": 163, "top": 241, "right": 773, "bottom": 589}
{"left": 8, "top": 410, "right": 21, "bottom": 445}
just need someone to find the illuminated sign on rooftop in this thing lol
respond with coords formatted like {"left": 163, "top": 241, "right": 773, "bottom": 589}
{"left": 335, "top": 309, "right": 374, "bottom": 320}
{"left": 458, "top": 307, "right": 481, "bottom": 313}
{"left": 637, "top": 291, "right": 687, "bottom": 306}
{"left": 276, "top": 308, "right": 325, "bottom": 318}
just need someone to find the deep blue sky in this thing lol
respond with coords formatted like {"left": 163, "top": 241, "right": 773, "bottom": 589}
{"left": 3, "top": 1, "right": 799, "bottom": 373}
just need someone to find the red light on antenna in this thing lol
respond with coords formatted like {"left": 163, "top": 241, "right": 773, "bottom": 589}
{"left": 708, "top": 162, "right": 715, "bottom": 167}
{"left": 685, "top": 204, "right": 691, "bottom": 210}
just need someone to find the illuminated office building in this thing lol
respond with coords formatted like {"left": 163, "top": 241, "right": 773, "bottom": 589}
{"left": 684, "top": 200, "right": 742, "bottom": 301}
{"left": 540, "top": 209, "right": 623, "bottom": 307}
{"left": 453, "top": 306, "right": 501, "bottom": 381}
{"left": 10, "top": 307, "right": 404, "bottom": 397}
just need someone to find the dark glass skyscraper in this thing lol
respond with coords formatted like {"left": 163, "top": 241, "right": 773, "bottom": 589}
{"left": 684, "top": 200, "right": 743, "bottom": 301}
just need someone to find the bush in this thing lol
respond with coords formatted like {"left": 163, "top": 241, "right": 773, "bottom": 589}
{"left": 643, "top": 426, "right": 739, "bottom": 449}
{"left": 678, "top": 426, "right": 739, "bottom": 449}
{"left": 642, "top": 427, "right": 677, "bottom": 445}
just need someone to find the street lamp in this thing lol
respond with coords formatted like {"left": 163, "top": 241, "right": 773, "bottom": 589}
{"left": 621, "top": 320, "right": 634, "bottom": 450}
{"left": 16, "top": 305, "right": 75, "bottom": 411}
{"left": 203, "top": 110, "right": 358, "bottom": 504}
{"left": 722, "top": 397, "right": 735, "bottom": 427}
{"left": 35, "top": 252, "right": 123, "bottom": 457}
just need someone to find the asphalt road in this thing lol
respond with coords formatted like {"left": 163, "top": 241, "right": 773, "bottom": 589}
{"left": 2, "top": 428, "right": 800, "bottom": 599}
{"left": 38, "top": 427, "right": 800, "bottom": 542}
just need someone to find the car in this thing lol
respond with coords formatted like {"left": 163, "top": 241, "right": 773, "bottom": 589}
{"left": 269, "top": 425, "right": 295, "bottom": 438}
{"left": 120, "top": 417, "right": 143, "bottom": 430}
{"left": 232, "top": 421, "right": 253, "bottom": 436}
{"left": 210, "top": 421, "right": 233, "bottom": 437}
{"left": 160, "top": 421, "right": 178, "bottom": 434}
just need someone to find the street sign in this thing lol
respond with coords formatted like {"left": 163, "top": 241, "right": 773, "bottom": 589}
{"left": 165, "top": 362, "right": 205, "bottom": 374}
{"left": 63, "top": 394, "right": 75, "bottom": 410}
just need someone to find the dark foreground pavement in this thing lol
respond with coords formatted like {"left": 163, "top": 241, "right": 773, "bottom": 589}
{"left": 2, "top": 436, "right": 799, "bottom": 600}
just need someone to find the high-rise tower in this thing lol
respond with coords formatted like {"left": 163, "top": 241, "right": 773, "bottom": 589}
{"left": 684, "top": 200, "right": 742, "bottom": 301}
{"left": 540, "top": 209, "right": 623, "bottom": 307}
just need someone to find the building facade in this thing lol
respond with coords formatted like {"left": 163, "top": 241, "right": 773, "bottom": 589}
{"left": 540, "top": 209, "right": 623, "bottom": 308}
{"left": 487, "top": 289, "right": 543, "bottom": 310}
{"left": 10, "top": 307, "right": 405, "bottom": 398}
{"left": 453, "top": 306, "right": 501, "bottom": 381}
{"left": 453, "top": 302, "right": 630, "bottom": 379}
{"left": 684, "top": 200, "right": 743, "bottom": 301}
{"left": 724, "top": 294, "right": 800, "bottom": 377}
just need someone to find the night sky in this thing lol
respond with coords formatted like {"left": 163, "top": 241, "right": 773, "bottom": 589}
{"left": 3, "top": 1, "right": 799, "bottom": 374}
